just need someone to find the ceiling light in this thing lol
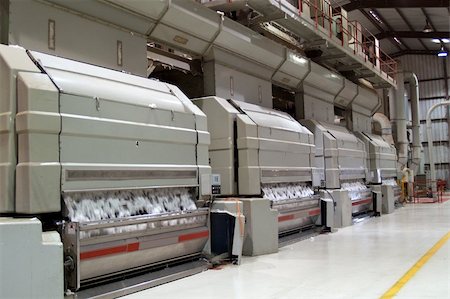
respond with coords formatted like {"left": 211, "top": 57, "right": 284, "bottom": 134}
{"left": 438, "top": 45, "right": 448, "bottom": 57}
{"left": 423, "top": 20, "right": 433, "bottom": 33}
{"left": 369, "top": 10, "right": 382, "bottom": 24}
{"left": 432, "top": 38, "right": 449, "bottom": 44}
{"left": 393, "top": 37, "right": 402, "bottom": 45}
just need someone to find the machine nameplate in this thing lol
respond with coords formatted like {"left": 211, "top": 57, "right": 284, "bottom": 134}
{"left": 66, "top": 170, "right": 197, "bottom": 181}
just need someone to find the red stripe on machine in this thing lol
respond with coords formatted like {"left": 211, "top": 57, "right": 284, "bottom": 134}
{"left": 352, "top": 198, "right": 372, "bottom": 206}
{"left": 178, "top": 230, "right": 209, "bottom": 242}
{"left": 308, "top": 208, "right": 321, "bottom": 216}
{"left": 80, "top": 242, "right": 140, "bottom": 260}
{"left": 127, "top": 242, "right": 140, "bottom": 252}
{"left": 278, "top": 214, "right": 294, "bottom": 222}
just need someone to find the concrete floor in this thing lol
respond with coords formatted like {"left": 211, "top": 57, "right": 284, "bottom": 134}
{"left": 125, "top": 201, "right": 450, "bottom": 299}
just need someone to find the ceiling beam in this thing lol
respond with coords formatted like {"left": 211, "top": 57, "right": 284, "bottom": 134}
{"left": 314, "top": 53, "right": 347, "bottom": 61}
{"left": 395, "top": 8, "right": 430, "bottom": 51}
{"left": 336, "top": 63, "right": 362, "bottom": 71}
{"left": 355, "top": 73, "right": 376, "bottom": 79}
{"left": 372, "top": 8, "right": 410, "bottom": 50}
{"left": 376, "top": 31, "right": 450, "bottom": 39}
{"left": 343, "top": 0, "right": 450, "bottom": 12}
{"left": 391, "top": 49, "right": 442, "bottom": 58}
{"left": 359, "top": 9, "right": 403, "bottom": 52}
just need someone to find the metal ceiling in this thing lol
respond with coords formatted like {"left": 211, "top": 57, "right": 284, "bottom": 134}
{"left": 343, "top": 0, "right": 450, "bottom": 11}
{"left": 342, "top": 0, "right": 450, "bottom": 56}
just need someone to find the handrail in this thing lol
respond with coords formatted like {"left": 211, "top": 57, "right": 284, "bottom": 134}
{"left": 298, "top": 0, "right": 397, "bottom": 82}
{"left": 412, "top": 181, "right": 444, "bottom": 203}
{"left": 200, "top": 0, "right": 397, "bottom": 83}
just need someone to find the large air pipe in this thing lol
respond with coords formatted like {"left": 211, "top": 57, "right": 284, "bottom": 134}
{"left": 426, "top": 100, "right": 450, "bottom": 198}
{"left": 404, "top": 72, "right": 421, "bottom": 175}
{"left": 394, "top": 72, "right": 421, "bottom": 173}
{"left": 372, "top": 113, "right": 394, "bottom": 146}
{"left": 394, "top": 72, "right": 408, "bottom": 169}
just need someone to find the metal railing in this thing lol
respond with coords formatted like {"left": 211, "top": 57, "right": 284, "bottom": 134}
{"left": 199, "top": 0, "right": 397, "bottom": 83}
{"left": 412, "top": 179, "right": 444, "bottom": 203}
{"left": 298, "top": 0, "right": 397, "bottom": 82}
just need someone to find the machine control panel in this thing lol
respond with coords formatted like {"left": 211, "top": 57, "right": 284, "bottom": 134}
{"left": 211, "top": 174, "right": 221, "bottom": 195}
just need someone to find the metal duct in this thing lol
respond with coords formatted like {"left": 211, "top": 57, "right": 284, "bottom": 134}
{"left": 393, "top": 72, "right": 408, "bottom": 169}
{"left": 335, "top": 79, "right": 357, "bottom": 108}
{"left": 426, "top": 100, "right": 450, "bottom": 198}
{"left": 38, "top": 0, "right": 346, "bottom": 94}
{"left": 404, "top": 72, "right": 421, "bottom": 175}
{"left": 372, "top": 113, "right": 394, "bottom": 146}
{"left": 349, "top": 85, "right": 380, "bottom": 133}
{"left": 392, "top": 72, "right": 421, "bottom": 173}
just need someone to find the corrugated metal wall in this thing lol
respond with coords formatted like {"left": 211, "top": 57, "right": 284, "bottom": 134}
{"left": 401, "top": 55, "right": 449, "bottom": 184}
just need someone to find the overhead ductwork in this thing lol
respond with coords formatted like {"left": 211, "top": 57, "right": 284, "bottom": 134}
{"left": 372, "top": 113, "right": 394, "bottom": 146}
{"left": 201, "top": 0, "right": 396, "bottom": 88}
{"left": 295, "top": 63, "right": 344, "bottom": 123}
{"left": 108, "top": 0, "right": 342, "bottom": 104}
{"left": 14, "top": 0, "right": 389, "bottom": 119}
{"left": 21, "top": 0, "right": 351, "bottom": 94}
{"left": 335, "top": 79, "right": 358, "bottom": 109}
{"left": 348, "top": 85, "right": 380, "bottom": 133}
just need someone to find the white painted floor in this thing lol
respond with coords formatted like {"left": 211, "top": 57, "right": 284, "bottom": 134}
{"left": 125, "top": 202, "right": 450, "bottom": 299}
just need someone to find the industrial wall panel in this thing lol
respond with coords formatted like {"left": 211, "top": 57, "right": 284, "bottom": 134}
{"left": 419, "top": 99, "right": 448, "bottom": 120}
{"left": 400, "top": 55, "right": 445, "bottom": 81}
{"left": 423, "top": 144, "right": 450, "bottom": 164}
{"left": 425, "top": 165, "right": 450, "bottom": 182}
{"left": 436, "top": 167, "right": 450, "bottom": 182}
{"left": 419, "top": 122, "right": 449, "bottom": 143}
{"left": 419, "top": 80, "right": 446, "bottom": 99}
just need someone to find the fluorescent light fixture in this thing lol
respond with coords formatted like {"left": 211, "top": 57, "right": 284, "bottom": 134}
{"left": 393, "top": 37, "right": 402, "bottom": 44}
{"left": 432, "top": 38, "right": 450, "bottom": 44}
{"left": 369, "top": 10, "right": 382, "bottom": 24}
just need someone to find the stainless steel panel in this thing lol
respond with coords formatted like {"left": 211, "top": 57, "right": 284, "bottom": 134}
{"left": 261, "top": 169, "right": 312, "bottom": 178}
{"left": 80, "top": 236, "right": 207, "bottom": 282}
{"left": 351, "top": 197, "right": 373, "bottom": 215}
{"left": 273, "top": 197, "right": 320, "bottom": 234}
{"left": 66, "top": 170, "right": 197, "bottom": 181}
{"left": 63, "top": 209, "right": 209, "bottom": 290}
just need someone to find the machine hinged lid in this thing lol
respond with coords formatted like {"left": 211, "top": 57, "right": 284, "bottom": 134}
{"left": 230, "top": 99, "right": 312, "bottom": 135}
